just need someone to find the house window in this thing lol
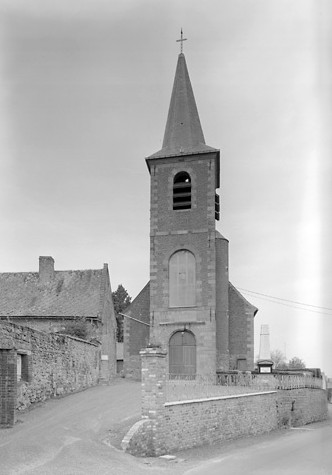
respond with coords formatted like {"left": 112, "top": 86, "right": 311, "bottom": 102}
{"left": 17, "top": 354, "right": 22, "bottom": 382}
{"left": 173, "top": 172, "right": 191, "bottom": 210}
{"left": 169, "top": 330, "right": 196, "bottom": 377}
{"left": 169, "top": 250, "right": 196, "bottom": 307}
{"left": 16, "top": 352, "right": 31, "bottom": 383}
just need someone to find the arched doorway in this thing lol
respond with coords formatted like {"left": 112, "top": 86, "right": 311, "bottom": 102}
{"left": 169, "top": 330, "right": 196, "bottom": 377}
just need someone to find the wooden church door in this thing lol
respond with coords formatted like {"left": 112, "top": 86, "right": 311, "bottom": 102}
{"left": 169, "top": 330, "right": 196, "bottom": 377}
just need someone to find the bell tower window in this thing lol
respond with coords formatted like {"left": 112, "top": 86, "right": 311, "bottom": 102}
{"left": 173, "top": 172, "right": 191, "bottom": 210}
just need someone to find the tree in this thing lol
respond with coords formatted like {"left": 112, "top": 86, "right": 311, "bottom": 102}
{"left": 62, "top": 319, "right": 88, "bottom": 340}
{"left": 112, "top": 284, "right": 132, "bottom": 342}
{"left": 288, "top": 356, "right": 306, "bottom": 370}
{"left": 271, "top": 349, "right": 288, "bottom": 369}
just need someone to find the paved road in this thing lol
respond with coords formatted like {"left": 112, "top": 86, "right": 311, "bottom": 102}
{"left": 182, "top": 405, "right": 332, "bottom": 475}
{"left": 0, "top": 379, "right": 179, "bottom": 475}
{"left": 0, "top": 380, "right": 331, "bottom": 474}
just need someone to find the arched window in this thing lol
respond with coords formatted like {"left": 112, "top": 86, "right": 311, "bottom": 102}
{"left": 173, "top": 172, "right": 191, "bottom": 210}
{"left": 169, "top": 330, "right": 196, "bottom": 377}
{"left": 169, "top": 250, "right": 196, "bottom": 307}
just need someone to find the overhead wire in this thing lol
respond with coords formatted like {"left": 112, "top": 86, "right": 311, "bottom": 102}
{"left": 237, "top": 288, "right": 332, "bottom": 316}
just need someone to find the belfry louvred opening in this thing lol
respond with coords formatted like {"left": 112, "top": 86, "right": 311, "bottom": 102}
{"left": 173, "top": 172, "right": 192, "bottom": 210}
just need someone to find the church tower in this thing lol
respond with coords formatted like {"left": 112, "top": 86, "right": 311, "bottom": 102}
{"left": 124, "top": 41, "right": 257, "bottom": 379}
{"left": 146, "top": 50, "right": 230, "bottom": 376}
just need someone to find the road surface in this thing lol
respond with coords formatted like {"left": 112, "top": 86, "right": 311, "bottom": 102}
{"left": 0, "top": 379, "right": 330, "bottom": 474}
{"left": 182, "top": 405, "right": 332, "bottom": 475}
{"left": 0, "top": 379, "right": 166, "bottom": 474}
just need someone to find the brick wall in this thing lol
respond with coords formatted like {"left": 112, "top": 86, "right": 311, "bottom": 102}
{"left": 215, "top": 234, "right": 229, "bottom": 370}
{"left": 148, "top": 155, "right": 220, "bottom": 377}
{"left": 0, "top": 348, "right": 17, "bottom": 427}
{"left": 0, "top": 321, "right": 100, "bottom": 424}
{"left": 228, "top": 284, "right": 255, "bottom": 370}
{"left": 122, "top": 348, "right": 328, "bottom": 456}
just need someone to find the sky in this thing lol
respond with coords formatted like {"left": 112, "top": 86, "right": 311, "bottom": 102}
{"left": 0, "top": 0, "right": 331, "bottom": 374}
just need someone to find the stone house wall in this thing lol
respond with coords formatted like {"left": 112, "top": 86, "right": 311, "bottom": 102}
{"left": 99, "top": 266, "right": 117, "bottom": 382}
{"left": 0, "top": 321, "right": 100, "bottom": 426}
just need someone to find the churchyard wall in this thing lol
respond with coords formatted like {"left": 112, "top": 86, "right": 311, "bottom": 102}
{"left": 0, "top": 321, "right": 100, "bottom": 426}
{"left": 122, "top": 347, "right": 328, "bottom": 457}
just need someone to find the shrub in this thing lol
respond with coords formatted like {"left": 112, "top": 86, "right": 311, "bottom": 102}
{"left": 62, "top": 320, "right": 88, "bottom": 340}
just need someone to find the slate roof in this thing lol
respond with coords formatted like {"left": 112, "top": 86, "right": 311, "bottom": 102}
{"left": 229, "top": 282, "right": 258, "bottom": 316}
{"left": 147, "top": 53, "right": 218, "bottom": 160}
{"left": 0, "top": 269, "right": 104, "bottom": 318}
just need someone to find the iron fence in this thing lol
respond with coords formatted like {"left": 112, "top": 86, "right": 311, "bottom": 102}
{"left": 165, "top": 373, "right": 323, "bottom": 403}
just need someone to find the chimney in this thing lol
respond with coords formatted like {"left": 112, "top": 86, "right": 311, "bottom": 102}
{"left": 39, "top": 256, "right": 55, "bottom": 284}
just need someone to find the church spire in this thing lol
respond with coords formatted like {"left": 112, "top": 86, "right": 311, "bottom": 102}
{"left": 147, "top": 48, "right": 217, "bottom": 160}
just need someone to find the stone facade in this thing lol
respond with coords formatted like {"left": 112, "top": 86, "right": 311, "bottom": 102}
{"left": 0, "top": 321, "right": 100, "bottom": 426}
{"left": 276, "top": 387, "right": 328, "bottom": 428}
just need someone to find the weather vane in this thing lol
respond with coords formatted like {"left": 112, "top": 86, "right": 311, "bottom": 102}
{"left": 176, "top": 28, "right": 187, "bottom": 54}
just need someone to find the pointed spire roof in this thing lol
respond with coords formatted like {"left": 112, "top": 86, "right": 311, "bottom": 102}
{"left": 147, "top": 53, "right": 218, "bottom": 159}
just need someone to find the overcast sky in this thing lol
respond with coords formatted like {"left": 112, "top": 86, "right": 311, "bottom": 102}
{"left": 0, "top": 0, "right": 331, "bottom": 374}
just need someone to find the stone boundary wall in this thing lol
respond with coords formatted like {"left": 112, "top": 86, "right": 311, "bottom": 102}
{"left": 0, "top": 321, "right": 100, "bottom": 425}
{"left": 276, "top": 387, "right": 328, "bottom": 428}
{"left": 163, "top": 391, "right": 278, "bottom": 453}
{"left": 160, "top": 387, "right": 328, "bottom": 454}
{"left": 122, "top": 347, "right": 328, "bottom": 457}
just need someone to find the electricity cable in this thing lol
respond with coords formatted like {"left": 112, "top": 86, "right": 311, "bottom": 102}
{"left": 238, "top": 289, "right": 332, "bottom": 316}
{"left": 237, "top": 287, "right": 332, "bottom": 312}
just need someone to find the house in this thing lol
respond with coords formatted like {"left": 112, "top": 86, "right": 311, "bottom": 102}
{"left": 123, "top": 49, "right": 257, "bottom": 379}
{"left": 0, "top": 256, "right": 116, "bottom": 382}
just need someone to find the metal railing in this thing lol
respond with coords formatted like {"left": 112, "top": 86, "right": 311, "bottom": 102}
{"left": 165, "top": 373, "right": 323, "bottom": 403}
{"left": 166, "top": 373, "right": 262, "bottom": 403}
{"left": 269, "top": 374, "right": 323, "bottom": 390}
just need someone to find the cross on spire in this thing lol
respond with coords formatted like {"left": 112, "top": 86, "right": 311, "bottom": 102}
{"left": 176, "top": 28, "right": 187, "bottom": 54}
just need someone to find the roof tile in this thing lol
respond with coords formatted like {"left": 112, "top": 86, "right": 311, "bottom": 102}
{"left": 0, "top": 269, "right": 103, "bottom": 318}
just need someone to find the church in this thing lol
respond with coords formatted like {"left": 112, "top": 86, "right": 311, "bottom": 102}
{"left": 123, "top": 45, "right": 257, "bottom": 379}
